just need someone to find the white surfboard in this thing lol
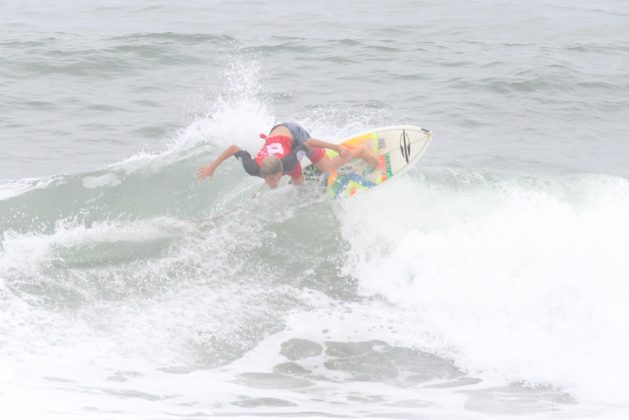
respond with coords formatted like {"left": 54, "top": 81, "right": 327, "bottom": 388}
{"left": 304, "top": 125, "right": 432, "bottom": 199}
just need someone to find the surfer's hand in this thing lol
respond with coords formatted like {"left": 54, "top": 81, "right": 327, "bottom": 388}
{"left": 338, "top": 146, "right": 352, "bottom": 160}
{"left": 196, "top": 164, "right": 216, "bottom": 181}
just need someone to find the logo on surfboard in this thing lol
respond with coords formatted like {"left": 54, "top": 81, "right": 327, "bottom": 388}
{"left": 399, "top": 130, "right": 411, "bottom": 163}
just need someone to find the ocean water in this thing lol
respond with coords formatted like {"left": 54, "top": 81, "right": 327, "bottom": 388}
{"left": 1, "top": 1, "right": 629, "bottom": 419}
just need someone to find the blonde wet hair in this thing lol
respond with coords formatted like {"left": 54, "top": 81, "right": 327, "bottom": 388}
{"left": 260, "top": 155, "right": 283, "bottom": 177}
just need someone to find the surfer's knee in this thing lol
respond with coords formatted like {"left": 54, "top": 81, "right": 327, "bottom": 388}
{"left": 314, "top": 158, "right": 334, "bottom": 174}
{"left": 358, "top": 145, "right": 372, "bottom": 157}
{"left": 356, "top": 145, "right": 378, "bottom": 168}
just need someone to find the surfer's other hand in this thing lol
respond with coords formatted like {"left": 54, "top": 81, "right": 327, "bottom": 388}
{"left": 196, "top": 164, "right": 216, "bottom": 181}
{"left": 338, "top": 146, "right": 352, "bottom": 160}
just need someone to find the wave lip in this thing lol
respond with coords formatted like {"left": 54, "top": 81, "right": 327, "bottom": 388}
{"left": 0, "top": 177, "right": 66, "bottom": 201}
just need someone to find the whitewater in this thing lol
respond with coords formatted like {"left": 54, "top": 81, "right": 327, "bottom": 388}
{"left": 2, "top": 1, "right": 629, "bottom": 419}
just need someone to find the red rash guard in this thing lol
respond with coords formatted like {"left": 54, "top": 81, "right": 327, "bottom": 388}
{"left": 256, "top": 134, "right": 303, "bottom": 179}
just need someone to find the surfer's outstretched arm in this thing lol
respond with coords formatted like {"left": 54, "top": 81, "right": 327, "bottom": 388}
{"left": 196, "top": 144, "right": 241, "bottom": 180}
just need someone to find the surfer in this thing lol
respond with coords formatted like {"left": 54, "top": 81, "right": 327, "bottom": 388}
{"left": 196, "top": 122, "right": 378, "bottom": 188}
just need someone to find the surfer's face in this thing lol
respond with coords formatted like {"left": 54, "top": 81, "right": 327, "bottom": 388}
{"left": 264, "top": 173, "right": 282, "bottom": 189}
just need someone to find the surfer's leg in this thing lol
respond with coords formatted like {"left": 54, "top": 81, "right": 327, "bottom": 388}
{"left": 291, "top": 173, "right": 305, "bottom": 185}
{"left": 288, "top": 163, "right": 305, "bottom": 186}
{"left": 315, "top": 154, "right": 355, "bottom": 173}
{"left": 328, "top": 146, "right": 378, "bottom": 170}
{"left": 313, "top": 157, "right": 336, "bottom": 174}
{"left": 309, "top": 147, "right": 339, "bottom": 175}
{"left": 314, "top": 146, "right": 377, "bottom": 174}
{"left": 353, "top": 145, "right": 379, "bottom": 169}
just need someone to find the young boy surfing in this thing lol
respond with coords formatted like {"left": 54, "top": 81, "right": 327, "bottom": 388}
{"left": 196, "top": 122, "right": 377, "bottom": 188}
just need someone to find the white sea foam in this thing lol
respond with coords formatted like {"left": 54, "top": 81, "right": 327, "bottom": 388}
{"left": 337, "top": 170, "right": 629, "bottom": 405}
